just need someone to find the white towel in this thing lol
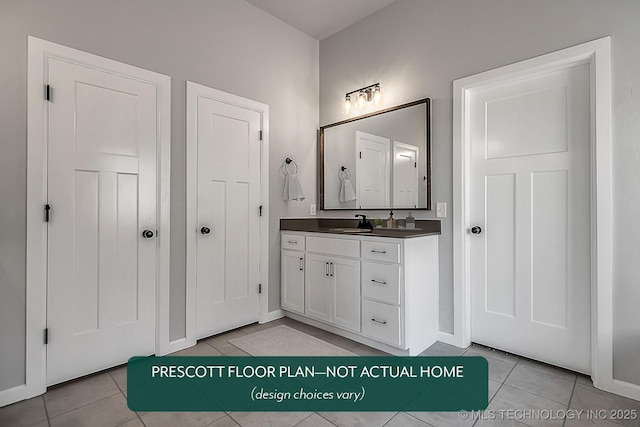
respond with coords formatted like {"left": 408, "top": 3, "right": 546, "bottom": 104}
{"left": 339, "top": 168, "right": 356, "bottom": 202}
{"left": 283, "top": 172, "right": 305, "bottom": 201}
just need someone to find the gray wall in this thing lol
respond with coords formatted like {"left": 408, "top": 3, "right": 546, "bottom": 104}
{"left": 0, "top": 0, "right": 318, "bottom": 391}
{"left": 319, "top": 0, "right": 640, "bottom": 386}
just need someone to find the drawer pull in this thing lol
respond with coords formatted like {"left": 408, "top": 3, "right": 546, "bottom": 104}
{"left": 370, "top": 279, "right": 387, "bottom": 285}
{"left": 370, "top": 249, "right": 387, "bottom": 254}
{"left": 371, "top": 318, "right": 387, "bottom": 325}
{"left": 288, "top": 240, "right": 298, "bottom": 244}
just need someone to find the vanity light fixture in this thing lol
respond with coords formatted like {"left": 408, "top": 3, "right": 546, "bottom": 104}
{"left": 342, "top": 83, "right": 382, "bottom": 114}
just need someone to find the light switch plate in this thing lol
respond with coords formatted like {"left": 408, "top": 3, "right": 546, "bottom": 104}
{"left": 436, "top": 202, "right": 447, "bottom": 218}
{"left": 310, "top": 204, "right": 316, "bottom": 216}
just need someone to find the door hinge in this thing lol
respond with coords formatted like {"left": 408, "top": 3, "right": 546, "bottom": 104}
{"left": 44, "top": 328, "right": 49, "bottom": 345}
{"left": 46, "top": 85, "right": 52, "bottom": 102}
{"left": 45, "top": 204, "right": 51, "bottom": 222}
{"left": 259, "top": 130, "right": 263, "bottom": 141}
{"left": 259, "top": 205, "right": 263, "bottom": 217}
{"left": 258, "top": 283, "right": 262, "bottom": 294}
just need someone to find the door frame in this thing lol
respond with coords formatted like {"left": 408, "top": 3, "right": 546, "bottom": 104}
{"left": 24, "top": 37, "right": 171, "bottom": 401}
{"left": 452, "top": 37, "right": 630, "bottom": 397}
{"left": 185, "top": 81, "right": 270, "bottom": 348}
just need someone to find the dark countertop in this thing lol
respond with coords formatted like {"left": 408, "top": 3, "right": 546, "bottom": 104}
{"left": 280, "top": 218, "right": 441, "bottom": 238}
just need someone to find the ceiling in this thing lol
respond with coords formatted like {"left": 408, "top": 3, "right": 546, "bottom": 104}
{"left": 246, "top": 0, "right": 397, "bottom": 40}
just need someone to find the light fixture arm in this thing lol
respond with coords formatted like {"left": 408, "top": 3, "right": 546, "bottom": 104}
{"left": 342, "top": 83, "right": 382, "bottom": 114}
{"left": 344, "top": 83, "right": 380, "bottom": 98}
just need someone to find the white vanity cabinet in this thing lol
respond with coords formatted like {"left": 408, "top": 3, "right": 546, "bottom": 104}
{"left": 305, "top": 236, "right": 361, "bottom": 333}
{"left": 280, "top": 230, "right": 439, "bottom": 356}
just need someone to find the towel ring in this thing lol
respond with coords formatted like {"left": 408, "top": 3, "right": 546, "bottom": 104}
{"left": 340, "top": 166, "right": 351, "bottom": 180}
{"left": 284, "top": 157, "right": 298, "bottom": 174}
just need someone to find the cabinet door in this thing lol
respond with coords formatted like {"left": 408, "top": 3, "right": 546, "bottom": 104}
{"left": 305, "top": 254, "right": 331, "bottom": 322}
{"left": 332, "top": 258, "right": 361, "bottom": 332}
{"left": 281, "top": 250, "right": 305, "bottom": 314}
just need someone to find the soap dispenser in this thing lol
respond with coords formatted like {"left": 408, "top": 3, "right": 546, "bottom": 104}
{"left": 406, "top": 212, "right": 415, "bottom": 229}
{"left": 386, "top": 210, "right": 396, "bottom": 228}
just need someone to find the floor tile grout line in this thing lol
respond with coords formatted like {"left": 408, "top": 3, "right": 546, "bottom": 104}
{"left": 41, "top": 395, "right": 52, "bottom": 427}
{"left": 113, "top": 376, "right": 140, "bottom": 427}
{"left": 503, "top": 381, "right": 576, "bottom": 408}
{"left": 292, "top": 412, "right": 315, "bottom": 426}
{"left": 315, "top": 412, "right": 340, "bottom": 426}
{"left": 471, "top": 361, "right": 520, "bottom": 427}
{"left": 44, "top": 389, "right": 122, "bottom": 421}
{"left": 202, "top": 412, "right": 236, "bottom": 427}
{"left": 137, "top": 410, "right": 147, "bottom": 427}
{"left": 561, "top": 376, "right": 577, "bottom": 427}
{"left": 397, "top": 411, "right": 436, "bottom": 427}
{"left": 514, "top": 357, "right": 579, "bottom": 383}
{"left": 110, "top": 371, "right": 127, "bottom": 395}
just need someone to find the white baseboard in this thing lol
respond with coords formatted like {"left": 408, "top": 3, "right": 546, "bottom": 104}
{"left": 604, "top": 379, "right": 640, "bottom": 402}
{"left": 157, "top": 337, "right": 194, "bottom": 356}
{"left": 261, "top": 309, "right": 285, "bottom": 323}
{"left": 438, "top": 331, "right": 460, "bottom": 347}
{"left": 0, "top": 384, "right": 27, "bottom": 408}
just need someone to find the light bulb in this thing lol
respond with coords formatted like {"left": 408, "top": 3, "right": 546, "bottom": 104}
{"left": 342, "top": 95, "right": 351, "bottom": 114}
{"left": 373, "top": 85, "right": 382, "bottom": 106}
{"left": 357, "top": 92, "right": 367, "bottom": 110}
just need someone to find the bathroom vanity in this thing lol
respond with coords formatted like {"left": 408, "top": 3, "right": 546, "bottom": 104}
{"left": 280, "top": 218, "right": 440, "bottom": 356}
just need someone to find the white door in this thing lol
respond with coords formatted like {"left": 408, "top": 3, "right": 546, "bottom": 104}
{"left": 194, "top": 94, "right": 262, "bottom": 339}
{"left": 470, "top": 64, "right": 591, "bottom": 372}
{"left": 305, "top": 254, "right": 332, "bottom": 322}
{"left": 356, "top": 131, "right": 390, "bottom": 208}
{"left": 47, "top": 58, "right": 158, "bottom": 385}
{"left": 281, "top": 251, "right": 305, "bottom": 314}
{"left": 331, "top": 258, "right": 361, "bottom": 332}
{"left": 392, "top": 141, "right": 419, "bottom": 208}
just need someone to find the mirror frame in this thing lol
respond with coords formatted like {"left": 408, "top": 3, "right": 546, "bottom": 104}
{"left": 318, "top": 98, "right": 431, "bottom": 211}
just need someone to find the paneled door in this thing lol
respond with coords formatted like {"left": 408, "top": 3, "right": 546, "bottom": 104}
{"left": 470, "top": 63, "right": 591, "bottom": 373}
{"left": 191, "top": 85, "right": 263, "bottom": 339}
{"left": 356, "top": 131, "right": 390, "bottom": 208}
{"left": 392, "top": 141, "right": 419, "bottom": 208}
{"left": 46, "top": 58, "right": 158, "bottom": 385}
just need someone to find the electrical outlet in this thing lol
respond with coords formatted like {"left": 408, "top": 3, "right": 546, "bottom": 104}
{"left": 436, "top": 202, "right": 447, "bottom": 218}
{"left": 310, "top": 203, "right": 316, "bottom": 216}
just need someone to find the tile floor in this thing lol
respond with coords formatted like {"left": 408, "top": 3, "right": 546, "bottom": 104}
{"left": 1, "top": 317, "right": 639, "bottom": 427}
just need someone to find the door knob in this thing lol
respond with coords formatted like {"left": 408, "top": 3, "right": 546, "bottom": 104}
{"left": 200, "top": 226, "right": 211, "bottom": 235}
{"left": 470, "top": 226, "right": 482, "bottom": 235}
{"left": 141, "top": 229, "right": 155, "bottom": 239}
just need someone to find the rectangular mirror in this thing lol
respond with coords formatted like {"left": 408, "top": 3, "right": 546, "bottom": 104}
{"left": 319, "top": 98, "right": 431, "bottom": 210}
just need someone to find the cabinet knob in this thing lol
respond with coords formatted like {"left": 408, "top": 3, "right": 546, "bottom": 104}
{"left": 470, "top": 225, "right": 482, "bottom": 235}
{"left": 200, "top": 226, "right": 211, "bottom": 235}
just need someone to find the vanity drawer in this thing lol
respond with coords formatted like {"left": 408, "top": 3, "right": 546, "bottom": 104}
{"left": 362, "top": 261, "right": 401, "bottom": 305}
{"left": 306, "top": 236, "right": 359, "bottom": 258}
{"left": 361, "top": 300, "right": 401, "bottom": 347}
{"left": 361, "top": 241, "right": 400, "bottom": 263}
{"left": 281, "top": 233, "right": 305, "bottom": 251}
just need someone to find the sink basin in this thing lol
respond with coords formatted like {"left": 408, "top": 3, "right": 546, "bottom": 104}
{"left": 328, "top": 228, "right": 372, "bottom": 233}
